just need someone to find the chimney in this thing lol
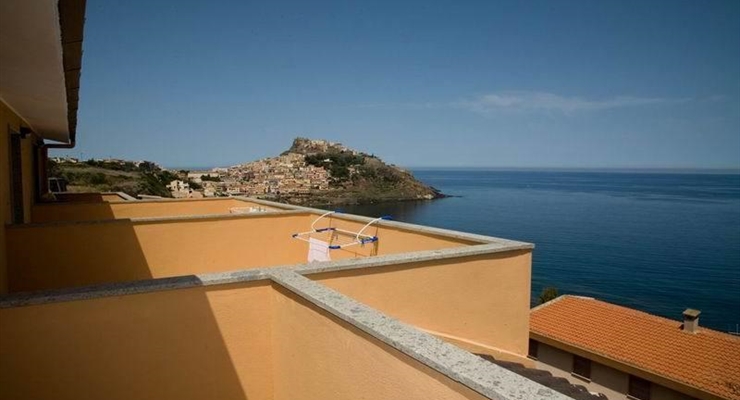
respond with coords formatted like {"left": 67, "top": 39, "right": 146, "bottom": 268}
{"left": 682, "top": 309, "right": 701, "bottom": 333}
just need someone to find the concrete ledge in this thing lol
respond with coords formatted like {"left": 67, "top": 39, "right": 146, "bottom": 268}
{"left": 268, "top": 269, "right": 572, "bottom": 400}
{"left": 4, "top": 197, "right": 533, "bottom": 310}
{"left": 105, "top": 191, "right": 137, "bottom": 201}
{"left": 296, "top": 243, "right": 533, "bottom": 276}
{"left": 27, "top": 194, "right": 531, "bottom": 247}
{"left": 243, "top": 197, "right": 534, "bottom": 247}
{"left": 0, "top": 269, "right": 269, "bottom": 308}
{"left": 0, "top": 241, "right": 530, "bottom": 308}
{"left": 2, "top": 267, "right": 575, "bottom": 399}
{"left": 34, "top": 194, "right": 287, "bottom": 206}
{"left": 6, "top": 209, "right": 309, "bottom": 228}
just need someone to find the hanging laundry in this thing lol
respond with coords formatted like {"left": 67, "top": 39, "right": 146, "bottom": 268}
{"left": 308, "top": 237, "right": 331, "bottom": 262}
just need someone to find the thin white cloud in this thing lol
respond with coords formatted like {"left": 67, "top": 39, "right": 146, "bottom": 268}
{"left": 455, "top": 91, "right": 689, "bottom": 114}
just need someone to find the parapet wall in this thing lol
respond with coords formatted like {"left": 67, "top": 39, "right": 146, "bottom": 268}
{"left": 7, "top": 209, "right": 479, "bottom": 293}
{"left": 0, "top": 266, "right": 570, "bottom": 400}
{"left": 1, "top": 197, "right": 566, "bottom": 400}
{"left": 271, "top": 283, "right": 490, "bottom": 400}
{"left": 0, "top": 279, "right": 275, "bottom": 400}
{"left": 31, "top": 197, "right": 284, "bottom": 223}
{"left": 308, "top": 250, "right": 533, "bottom": 362}
{"left": 7, "top": 212, "right": 312, "bottom": 292}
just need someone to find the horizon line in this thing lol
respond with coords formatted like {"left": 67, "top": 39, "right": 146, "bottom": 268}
{"left": 164, "top": 164, "right": 740, "bottom": 174}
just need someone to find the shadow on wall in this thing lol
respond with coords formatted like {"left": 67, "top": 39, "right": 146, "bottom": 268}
{"left": 271, "top": 284, "right": 488, "bottom": 400}
{"left": 308, "top": 249, "right": 533, "bottom": 362}
{"left": 32, "top": 198, "right": 119, "bottom": 222}
{"left": 6, "top": 214, "right": 313, "bottom": 293}
{"left": 6, "top": 217, "right": 152, "bottom": 293}
{"left": 0, "top": 281, "right": 272, "bottom": 400}
{"left": 53, "top": 192, "right": 109, "bottom": 203}
{"left": 30, "top": 198, "right": 269, "bottom": 223}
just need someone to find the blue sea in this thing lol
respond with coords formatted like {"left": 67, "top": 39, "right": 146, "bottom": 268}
{"left": 343, "top": 169, "right": 740, "bottom": 333}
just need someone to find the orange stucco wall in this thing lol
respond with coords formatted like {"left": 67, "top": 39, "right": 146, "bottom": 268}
{"left": 101, "top": 193, "right": 127, "bottom": 202}
{"left": 7, "top": 212, "right": 476, "bottom": 292}
{"left": 311, "top": 250, "right": 534, "bottom": 362}
{"left": 307, "top": 215, "right": 476, "bottom": 260}
{"left": 52, "top": 192, "right": 111, "bottom": 203}
{"left": 31, "top": 197, "right": 281, "bottom": 223}
{"left": 7, "top": 213, "right": 314, "bottom": 292}
{"left": 271, "top": 285, "right": 489, "bottom": 400}
{"left": 1, "top": 100, "right": 38, "bottom": 294}
{"left": 1, "top": 281, "right": 492, "bottom": 400}
{"left": 0, "top": 281, "right": 274, "bottom": 400}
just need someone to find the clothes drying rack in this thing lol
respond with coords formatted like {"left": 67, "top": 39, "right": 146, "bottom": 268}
{"left": 291, "top": 211, "right": 391, "bottom": 250}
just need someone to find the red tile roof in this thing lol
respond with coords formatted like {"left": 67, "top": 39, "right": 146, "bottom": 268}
{"left": 530, "top": 296, "right": 740, "bottom": 400}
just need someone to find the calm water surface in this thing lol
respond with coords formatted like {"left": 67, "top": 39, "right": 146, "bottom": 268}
{"left": 343, "top": 169, "right": 740, "bottom": 332}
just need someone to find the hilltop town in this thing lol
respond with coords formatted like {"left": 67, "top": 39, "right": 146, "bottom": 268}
{"left": 172, "top": 138, "right": 444, "bottom": 205}
{"left": 51, "top": 138, "right": 444, "bottom": 205}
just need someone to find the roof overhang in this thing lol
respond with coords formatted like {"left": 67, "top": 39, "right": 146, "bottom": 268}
{"left": 0, "top": 0, "right": 85, "bottom": 144}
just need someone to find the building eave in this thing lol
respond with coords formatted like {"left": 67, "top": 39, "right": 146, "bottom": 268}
{"left": 58, "top": 0, "right": 86, "bottom": 145}
{"left": 0, "top": 0, "right": 86, "bottom": 144}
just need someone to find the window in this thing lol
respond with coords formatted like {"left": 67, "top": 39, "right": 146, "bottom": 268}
{"left": 572, "top": 355, "right": 591, "bottom": 379}
{"left": 528, "top": 339, "right": 539, "bottom": 359}
{"left": 628, "top": 375, "right": 651, "bottom": 400}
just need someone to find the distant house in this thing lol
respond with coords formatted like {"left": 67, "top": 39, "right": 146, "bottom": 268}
{"left": 529, "top": 295, "right": 740, "bottom": 400}
{"left": 187, "top": 171, "right": 219, "bottom": 183}
{"left": 167, "top": 180, "right": 189, "bottom": 192}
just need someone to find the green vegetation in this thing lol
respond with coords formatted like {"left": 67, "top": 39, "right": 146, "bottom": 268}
{"left": 200, "top": 175, "right": 222, "bottom": 182}
{"left": 49, "top": 158, "right": 180, "bottom": 198}
{"left": 355, "top": 159, "right": 402, "bottom": 187}
{"left": 303, "top": 151, "right": 402, "bottom": 189}
{"left": 304, "top": 151, "right": 365, "bottom": 183}
{"left": 537, "top": 287, "right": 560, "bottom": 305}
{"left": 188, "top": 179, "right": 203, "bottom": 190}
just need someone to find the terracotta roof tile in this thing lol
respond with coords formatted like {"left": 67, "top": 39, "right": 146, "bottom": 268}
{"left": 530, "top": 296, "right": 740, "bottom": 400}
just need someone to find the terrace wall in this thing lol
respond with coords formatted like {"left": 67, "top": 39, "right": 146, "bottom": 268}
{"left": 31, "top": 197, "right": 282, "bottom": 223}
{"left": 0, "top": 280, "right": 274, "bottom": 400}
{"left": 0, "top": 279, "right": 500, "bottom": 400}
{"left": 1, "top": 100, "right": 39, "bottom": 293}
{"left": 7, "top": 213, "right": 312, "bottom": 292}
{"left": 310, "top": 250, "right": 533, "bottom": 363}
{"left": 6, "top": 213, "right": 475, "bottom": 292}
{"left": 319, "top": 215, "right": 477, "bottom": 260}
{"left": 271, "top": 284, "right": 489, "bottom": 400}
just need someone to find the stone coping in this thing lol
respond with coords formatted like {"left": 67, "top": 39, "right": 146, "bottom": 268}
{"left": 105, "top": 191, "right": 137, "bottom": 201}
{"left": 0, "top": 241, "right": 530, "bottom": 308}
{"left": 29, "top": 193, "right": 503, "bottom": 242}
{"left": 33, "top": 194, "right": 286, "bottom": 207}
{"left": 1, "top": 267, "right": 572, "bottom": 400}
{"left": 11, "top": 196, "right": 533, "bottom": 249}
{"left": 0, "top": 269, "right": 271, "bottom": 308}
{"left": 0, "top": 220, "right": 555, "bottom": 400}
{"left": 6, "top": 209, "right": 309, "bottom": 228}
{"left": 2, "top": 197, "right": 533, "bottom": 306}
{"left": 295, "top": 243, "right": 532, "bottom": 276}
{"left": 270, "top": 269, "right": 572, "bottom": 400}
{"left": 242, "top": 197, "right": 533, "bottom": 246}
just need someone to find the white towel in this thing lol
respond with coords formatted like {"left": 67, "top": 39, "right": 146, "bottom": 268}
{"left": 308, "top": 237, "right": 331, "bottom": 262}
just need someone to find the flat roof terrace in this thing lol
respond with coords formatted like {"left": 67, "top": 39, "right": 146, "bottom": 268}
{"left": 0, "top": 266, "right": 572, "bottom": 400}
{"left": 9, "top": 198, "right": 522, "bottom": 293}
{"left": 1, "top": 196, "right": 561, "bottom": 399}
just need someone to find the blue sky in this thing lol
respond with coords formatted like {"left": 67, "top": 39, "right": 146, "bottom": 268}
{"left": 57, "top": 0, "right": 740, "bottom": 168}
